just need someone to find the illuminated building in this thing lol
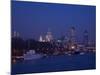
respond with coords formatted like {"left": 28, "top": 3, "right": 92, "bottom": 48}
{"left": 67, "top": 27, "right": 77, "bottom": 50}
{"left": 63, "top": 36, "right": 68, "bottom": 48}
{"left": 13, "top": 31, "right": 20, "bottom": 37}
{"left": 70, "top": 26, "right": 76, "bottom": 44}
{"left": 45, "top": 29, "right": 53, "bottom": 42}
{"left": 39, "top": 35, "right": 44, "bottom": 42}
{"left": 38, "top": 29, "right": 53, "bottom": 42}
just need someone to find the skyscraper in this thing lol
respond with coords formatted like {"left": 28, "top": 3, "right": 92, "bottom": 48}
{"left": 67, "top": 27, "right": 77, "bottom": 50}
{"left": 83, "top": 30, "right": 89, "bottom": 47}
{"left": 12, "top": 31, "right": 20, "bottom": 37}
{"left": 68, "top": 26, "right": 76, "bottom": 44}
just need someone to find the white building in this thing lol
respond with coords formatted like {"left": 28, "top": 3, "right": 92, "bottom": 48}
{"left": 45, "top": 31, "right": 53, "bottom": 42}
{"left": 38, "top": 29, "right": 53, "bottom": 42}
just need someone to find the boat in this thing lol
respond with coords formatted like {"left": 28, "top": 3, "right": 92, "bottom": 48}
{"left": 23, "top": 50, "right": 44, "bottom": 60}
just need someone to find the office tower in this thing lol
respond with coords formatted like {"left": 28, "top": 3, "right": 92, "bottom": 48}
{"left": 67, "top": 26, "right": 77, "bottom": 50}
{"left": 83, "top": 30, "right": 89, "bottom": 47}
{"left": 70, "top": 26, "right": 76, "bottom": 43}
{"left": 13, "top": 31, "right": 17, "bottom": 37}
{"left": 13, "top": 31, "right": 19, "bottom": 37}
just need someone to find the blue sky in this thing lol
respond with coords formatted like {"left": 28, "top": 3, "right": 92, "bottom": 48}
{"left": 12, "top": 1, "right": 96, "bottom": 42}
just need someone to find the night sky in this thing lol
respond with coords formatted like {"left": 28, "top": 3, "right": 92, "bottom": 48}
{"left": 11, "top": 1, "right": 96, "bottom": 42}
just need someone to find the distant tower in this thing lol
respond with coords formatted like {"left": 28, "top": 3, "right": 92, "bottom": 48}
{"left": 67, "top": 26, "right": 77, "bottom": 50}
{"left": 69, "top": 27, "right": 76, "bottom": 44}
{"left": 39, "top": 35, "right": 43, "bottom": 42}
{"left": 13, "top": 31, "right": 19, "bottom": 37}
{"left": 45, "top": 29, "right": 53, "bottom": 42}
{"left": 16, "top": 32, "right": 20, "bottom": 37}
{"left": 13, "top": 31, "right": 17, "bottom": 37}
{"left": 83, "top": 30, "right": 89, "bottom": 47}
{"left": 64, "top": 35, "right": 69, "bottom": 42}
{"left": 63, "top": 35, "right": 68, "bottom": 48}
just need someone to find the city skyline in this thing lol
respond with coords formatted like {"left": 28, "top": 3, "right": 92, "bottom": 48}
{"left": 12, "top": 1, "right": 96, "bottom": 42}
{"left": 11, "top": 1, "right": 96, "bottom": 74}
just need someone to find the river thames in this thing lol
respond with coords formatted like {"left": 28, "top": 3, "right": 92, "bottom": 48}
{"left": 11, "top": 52, "right": 95, "bottom": 74}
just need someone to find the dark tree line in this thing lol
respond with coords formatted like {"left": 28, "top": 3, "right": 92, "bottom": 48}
{"left": 11, "top": 37, "right": 56, "bottom": 56}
